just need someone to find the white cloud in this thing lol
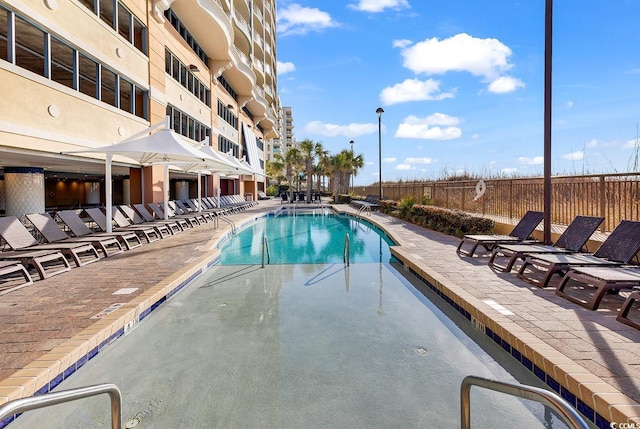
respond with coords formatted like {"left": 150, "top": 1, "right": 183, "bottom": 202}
{"left": 277, "top": 4, "right": 338, "bottom": 36}
{"left": 395, "top": 33, "right": 523, "bottom": 93}
{"left": 395, "top": 114, "right": 462, "bottom": 140}
{"left": 396, "top": 164, "right": 413, "bottom": 171}
{"left": 501, "top": 167, "right": 519, "bottom": 175}
{"left": 487, "top": 76, "right": 525, "bottom": 94}
{"left": 623, "top": 139, "right": 639, "bottom": 149}
{"left": 392, "top": 39, "right": 412, "bottom": 49}
{"left": 277, "top": 61, "right": 296, "bottom": 75}
{"left": 566, "top": 101, "right": 574, "bottom": 108}
{"left": 561, "top": 150, "right": 584, "bottom": 161}
{"left": 349, "top": 0, "right": 410, "bottom": 13}
{"left": 404, "top": 157, "right": 434, "bottom": 164}
{"left": 383, "top": 157, "right": 397, "bottom": 163}
{"left": 397, "top": 33, "right": 514, "bottom": 80}
{"left": 585, "top": 139, "right": 617, "bottom": 148}
{"left": 380, "top": 78, "right": 455, "bottom": 104}
{"left": 518, "top": 156, "right": 544, "bottom": 165}
{"left": 303, "top": 120, "right": 377, "bottom": 137}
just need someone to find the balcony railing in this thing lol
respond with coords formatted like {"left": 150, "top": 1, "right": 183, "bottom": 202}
{"left": 354, "top": 172, "right": 640, "bottom": 232}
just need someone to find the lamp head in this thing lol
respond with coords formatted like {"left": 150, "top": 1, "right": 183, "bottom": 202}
{"left": 376, "top": 107, "right": 384, "bottom": 117}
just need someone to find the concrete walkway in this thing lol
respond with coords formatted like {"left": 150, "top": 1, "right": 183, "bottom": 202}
{"left": 0, "top": 199, "right": 638, "bottom": 427}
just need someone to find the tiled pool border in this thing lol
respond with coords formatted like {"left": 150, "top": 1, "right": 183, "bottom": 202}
{"left": 0, "top": 253, "right": 221, "bottom": 428}
{"left": 393, "top": 256, "right": 609, "bottom": 428}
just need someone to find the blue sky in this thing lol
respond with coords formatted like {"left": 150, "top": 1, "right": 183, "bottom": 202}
{"left": 275, "top": 0, "right": 640, "bottom": 185}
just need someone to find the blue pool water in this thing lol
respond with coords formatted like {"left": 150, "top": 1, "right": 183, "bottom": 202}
{"left": 218, "top": 209, "right": 394, "bottom": 265}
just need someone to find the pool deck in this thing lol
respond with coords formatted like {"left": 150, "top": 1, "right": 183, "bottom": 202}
{"left": 0, "top": 199, "right": 639, "bottom": 426}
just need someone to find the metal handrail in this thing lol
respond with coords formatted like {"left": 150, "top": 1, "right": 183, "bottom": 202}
{"left": 460, "top": 376, "right": 589, "bottom": 429}
{"left": 261, "top": 234, "right": 270, "bottom": 267}
{"left": 219, "top": 215, "right": 236, "bottom": 234}
{"left": 356, "top": 205, "right": 372, "bottom": 216}
{"left": 0, "top": 383, "right": 122, "bottom": 429}
{"left": 343, "top": 233, "right": 350, "bottom": 266}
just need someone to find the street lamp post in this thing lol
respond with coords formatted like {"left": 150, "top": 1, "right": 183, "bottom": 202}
{"left": 349, "top": 140, "right": 354, "bottom": 194}
{"left": 376, "top": 107, "right": 384, "bottom": 202}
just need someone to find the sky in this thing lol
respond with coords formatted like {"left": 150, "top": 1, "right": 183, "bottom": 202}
{"left": 275, "top": 0, "right": 640, "bottom": 185}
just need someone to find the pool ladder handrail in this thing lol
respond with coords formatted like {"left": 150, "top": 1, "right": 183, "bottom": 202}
{"left": 460, "top": 375, "right": 589, "bottom": 429}
{"left": 343, "top": 233, "right": 350, "bottom": 266}
{"left": 262, "top": 234, "right": 271, "bottom": 267}
{"left": 356, "top": 205, "right": 372, "bottom": 216}
{"left": 219, "top": 214, "right": 236, "bottom": 234}
{"left": 0, "top": 383, "right": 122, "bottom": 429}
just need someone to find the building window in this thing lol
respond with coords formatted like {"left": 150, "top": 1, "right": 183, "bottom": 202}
{"left": 14, "top": 16, "right": 45, "bottom": 76}
{"left": 217, "top": 75, "right": 237, "bottom": 100}
{"left": 78, "top": 0, "right": 146, "bottom": 54}
{"left": 163, "top": 9, "right": 209, "bottom": 67}
{"left": 134, "top": 86, "right": 146, "bottom": 118}
{"left": 217, "top": 100, "right": 238, "bottom": 129}
{"left": 78, "top": 53, "right": 99, "bottom": 98}
{"left": 0, "top": 8, "right": 7, "bottom": 61}
{"left": 218, "top": 135, "right": 239, "bottom": 158}
{"left": 164, "top": 48, "right": 210, "bottom": 107}
{"left": 50, "top": 36, "right": 74, "bottom": 89}
{"left": 1, "top": 4, "right": 148, "bottom": 119}
{"left": 117, "top": 4, "right": 131, "bottom": 41}
{"left": 119, "top": 77, "right": 133, "bottom": 113}
{"left": 100, "top": 66, "right": 117, "bottom": 107}
{"left": 166, "top": 105, "right": 210, "bottom": 142}
{"left": 99, "top": 0, "right": 115, "bottom": 29}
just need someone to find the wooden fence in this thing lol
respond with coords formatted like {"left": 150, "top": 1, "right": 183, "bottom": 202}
{"left": 354, "top": 173, "right": 640, "bottom": 232}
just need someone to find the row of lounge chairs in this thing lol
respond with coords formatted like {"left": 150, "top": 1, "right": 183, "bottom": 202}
{"left": 0, "top": 195, "right": 255, "bottom": 294}
{"left": 457, "top": 211, "right": 640, "bottom": 329}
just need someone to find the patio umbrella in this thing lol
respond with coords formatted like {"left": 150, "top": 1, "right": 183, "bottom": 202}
{"left": 62, "top": 120, "right": 216, "bottom": 232}
{"left": 178, "top": 144, "right": 256, "bottom": 211}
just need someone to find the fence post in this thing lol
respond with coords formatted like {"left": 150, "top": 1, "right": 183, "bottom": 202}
{"left": 599, "top": 176, "right": 606, "bottom": 231}
{"left": 508, "top": 180, "right": 513, "bottom": 219}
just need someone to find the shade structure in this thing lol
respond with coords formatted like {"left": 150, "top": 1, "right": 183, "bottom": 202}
{"left": 177, "top": 144, "right": 256, "bottom": 212}
{"left": 62, "top": 121, "right": 217, "bottom": 231}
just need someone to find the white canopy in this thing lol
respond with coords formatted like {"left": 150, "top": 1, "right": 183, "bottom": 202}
{"left": 62, "top": 120, "right": 216, "bottom": 231}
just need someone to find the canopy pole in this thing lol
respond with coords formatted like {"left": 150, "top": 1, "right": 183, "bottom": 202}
{"left": 105, "top": 154, "right": 113, "bottom": 233}
{"left": 163, "top": 165, "right": 169, "bottom": 221}
{"left": 197, "top": 171, "right": 202, "bottom": 212}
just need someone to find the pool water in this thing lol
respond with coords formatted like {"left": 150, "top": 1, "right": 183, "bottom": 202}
{"left": 218, "top": 210, "right": 394, "bottom": 265}
{"left": 9, "top": 210, "right": 576, "bottom": 428}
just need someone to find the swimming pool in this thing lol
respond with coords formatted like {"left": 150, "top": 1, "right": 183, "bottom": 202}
{"left": 218, "top": 209, "right": 394, "bottom": 265}
{"left": 9, "top": 210, "right": 576, "bottom": 428}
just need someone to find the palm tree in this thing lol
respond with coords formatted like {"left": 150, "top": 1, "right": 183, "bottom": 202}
{"left": 298, "top": 139, "right": 324, "bottom": 202}
{"left": 316, "top": 150, "right": 331, "bottom": 192}
{"left": 326, "top": 151, "right": 350, "bottom": 203}
{"left": 282, "top": 147, "right": 302, "bottom": 202}
{"left": 265, "top": 157, "right": 285, "bottom": 192}
{"left": 348, "top": 152, "right": 364, "bottom": 194}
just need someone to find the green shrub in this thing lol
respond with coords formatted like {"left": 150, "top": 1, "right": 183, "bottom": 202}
{"left": 380, "top": 201, "right": 493, "bottom": 238}
{"left": 266, "top": 185, "right": 278, "bottom": 196}
{"left": 334, "top": 194, "right": 352, "bottom": 204}
{"left": 398, "top": 195, "right": 416, "bottom": 217}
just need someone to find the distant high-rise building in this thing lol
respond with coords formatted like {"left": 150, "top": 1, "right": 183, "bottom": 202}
{"left": 283, "top": 106, "right": 296, "bottom": 151}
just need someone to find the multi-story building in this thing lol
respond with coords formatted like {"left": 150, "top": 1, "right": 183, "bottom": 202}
{"left": 0, "top": 0, "right": 280, "bottom": 217}
{"left": 282, "top": 106, "right": 295, "bottom": 151}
